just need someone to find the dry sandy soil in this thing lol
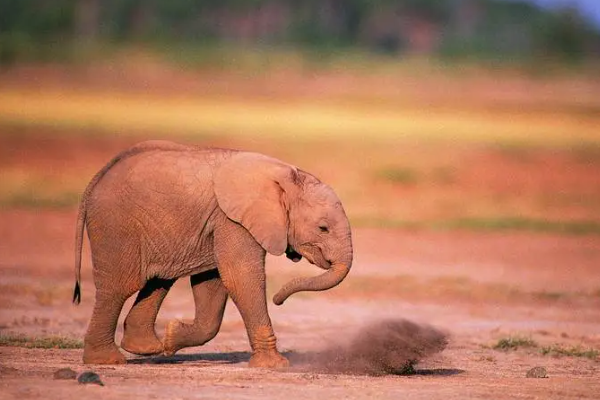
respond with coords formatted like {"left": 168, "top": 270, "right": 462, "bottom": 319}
{"left": 1, "top": 132, "right": 600, "bottom": 399}
{"left": 1, "top": 210, "right": 600, "bottom": 399}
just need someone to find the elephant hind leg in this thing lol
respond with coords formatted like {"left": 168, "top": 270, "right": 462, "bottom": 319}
{"left": 83, "top": 289, "right": 132, "bottom": 365}
{"left": 121, "top": 277, "right": 175, "bottom": 356}
{"left": 163, "top": 269, "right": 228, "bottom": 356}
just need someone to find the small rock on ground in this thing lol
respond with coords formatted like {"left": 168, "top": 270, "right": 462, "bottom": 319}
{"left": 526, "top": 366, "right": 548, "bottom": 378}
{"left": 77, "top": 371, "right": 104, "bottom": 386}
{"left": 53, "top": 368, "right": 77, "bottom": 380}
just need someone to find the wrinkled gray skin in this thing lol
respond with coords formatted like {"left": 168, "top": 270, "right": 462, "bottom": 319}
{"left": 73, "top": 140, "right": 353, "bottom": 367}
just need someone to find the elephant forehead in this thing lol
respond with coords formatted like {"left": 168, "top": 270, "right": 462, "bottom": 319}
{"left": 305, "top": 184, "right": 342, "bottom": 207}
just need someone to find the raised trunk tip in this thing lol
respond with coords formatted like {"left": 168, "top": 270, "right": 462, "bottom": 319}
{"left": 272, "top": 263, "right": 350, "bottom": 305}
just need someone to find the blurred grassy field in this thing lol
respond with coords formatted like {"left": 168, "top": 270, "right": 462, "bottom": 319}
{"left": 1, "top": 55, "right": 599, "bottom": 234}
{"left": 0, "top": 87, "right": 599, "bottom": 146}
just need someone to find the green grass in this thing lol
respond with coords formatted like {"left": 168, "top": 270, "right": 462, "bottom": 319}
{"left": 376, "top": 167, "right": 420, "bottom": 185}
{"left": 0, "top": 190, "right": 81, "bottom": 209}
{"left": 0, "top": 283, "right": 75, "bottom": 307}
{"left": 493, "top": 336, "right": 538, "bottom": 351}
{"left": 3, "top": 165, "right": 599, "bottom": 237}
{"left": 1, "top": 64, "right": 599, "bottom": 233}
{"left": 567, "top": 144, "right": 600, "bottom": 164}
{"left": 491, "top": 336, "right": 599, "bottom": 359}
{"left": 1, "top": 46, "right": 599, "bottom": 147}
{"left": 534, "top": 291, "right": 566, "bottom": 301}
{"left": 350, "top": 217, "right": 600, "bottom": 236}
{"left": 0, "top": 333, "right": 83, "bottom": 349}
{"left": 376, "top": 165, "right": 458, "bottom": 186}
{"left": 441, "top": 218, "right": 600, "bottom": 235}
{"left": 540, "top": 344, "right": 599, "bottom": 360}
{"left": 1, "top": 87, "right": 599, "bottom": 147}
{"left": 0, "top": 169, "right": 83, "bottom": 209}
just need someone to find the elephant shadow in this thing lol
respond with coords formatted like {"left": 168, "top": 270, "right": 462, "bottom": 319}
{"left": 129, "top": 351, "right": 464, "bottom": 377}
{"left": 128, "top": 351, "right": 251, "bottom": 365}
{"left": 128, "top": 350, "right": 303, "bottom": 365}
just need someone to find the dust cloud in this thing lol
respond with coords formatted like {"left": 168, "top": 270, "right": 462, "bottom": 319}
{"left": 289, "top": 319, "right": 448, "bottom": 376}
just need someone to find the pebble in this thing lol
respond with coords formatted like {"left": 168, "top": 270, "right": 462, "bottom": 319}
{"left": 526, "top": 366, "right": 548, "bottom": 378}
{"left": 77, "top": 371, "right": 104, "bottom": 386}
{"left": 53, "top": 368, "right": 77, "bottom": 380}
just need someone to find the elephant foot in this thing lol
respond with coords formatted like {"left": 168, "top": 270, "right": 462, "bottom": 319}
{"left": 163, "top": 319, "right": 219, "bottom": 357}
{"left": 248, "top": 350, "right": 290, "bottom": 368}
{"left": 121, "top": 332, "right": 163, "bottom": 356}
{"left": 83, "top": 344, "right": 126, "bottom": 365}
{"left": 163, "top": 320, "right": 185, "bottom": 356}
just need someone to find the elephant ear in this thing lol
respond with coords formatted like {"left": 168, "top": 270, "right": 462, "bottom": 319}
{"left": 214, "top": 152, "right": 299, "bottom": 256}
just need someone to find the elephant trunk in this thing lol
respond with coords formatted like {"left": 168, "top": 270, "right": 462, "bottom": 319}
{"left": 272, "top": 262, "right": 350, "bottom": 306}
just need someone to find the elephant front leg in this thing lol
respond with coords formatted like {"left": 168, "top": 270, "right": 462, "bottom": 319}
{"left": 163, "top": 269, "right": 228, "bottom": 356}
{"left": 220, "top": 269, "right": 288, "bottom": 368}
{"left": 214, "top": 222, "right": 289, "bottom": 368}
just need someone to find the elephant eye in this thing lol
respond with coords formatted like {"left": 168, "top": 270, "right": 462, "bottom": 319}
{"left": 319, "top": 225, "right": 329, "bottom": 233}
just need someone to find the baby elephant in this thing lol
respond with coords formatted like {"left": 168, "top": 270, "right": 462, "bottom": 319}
{"left": 73, "top": 140, "right": 353, "bottom": 367}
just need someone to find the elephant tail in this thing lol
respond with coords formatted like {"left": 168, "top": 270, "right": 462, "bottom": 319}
{"left": 73, "top": 197, "right": 86, "bottom": 304}
{"left": 73, "top": 149, "right": 116, "bottom": 305}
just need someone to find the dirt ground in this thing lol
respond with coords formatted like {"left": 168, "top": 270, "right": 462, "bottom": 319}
{"left": 1, "top": 82, "right": 600, "bottom": 398}
{"left": 1, "top": 208, "right": 600, "bottom": 399}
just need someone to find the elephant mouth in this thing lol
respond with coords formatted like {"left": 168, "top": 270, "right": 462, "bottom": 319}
{"left": 285, "top": 245, "right": 302, "bottom": 263}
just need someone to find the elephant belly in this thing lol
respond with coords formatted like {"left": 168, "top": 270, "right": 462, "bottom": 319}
{"left": 143, "top": 237, "right": 217, "bottom": 281}
{"left": 138, "top": 209, "right": 220, "bottom": 281}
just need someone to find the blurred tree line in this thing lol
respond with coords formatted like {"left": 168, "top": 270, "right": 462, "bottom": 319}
{"left": 1, "top": 0, "right": 598, "bottom": 64}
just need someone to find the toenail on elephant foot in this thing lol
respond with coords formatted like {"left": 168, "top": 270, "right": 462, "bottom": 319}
{"left": 248, "top": 351, "right": 290, "bottom": 368}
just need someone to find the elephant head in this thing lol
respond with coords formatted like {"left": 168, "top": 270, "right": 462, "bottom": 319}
{"left": 214, "top": 152, "right": 352, "bottom": 305}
